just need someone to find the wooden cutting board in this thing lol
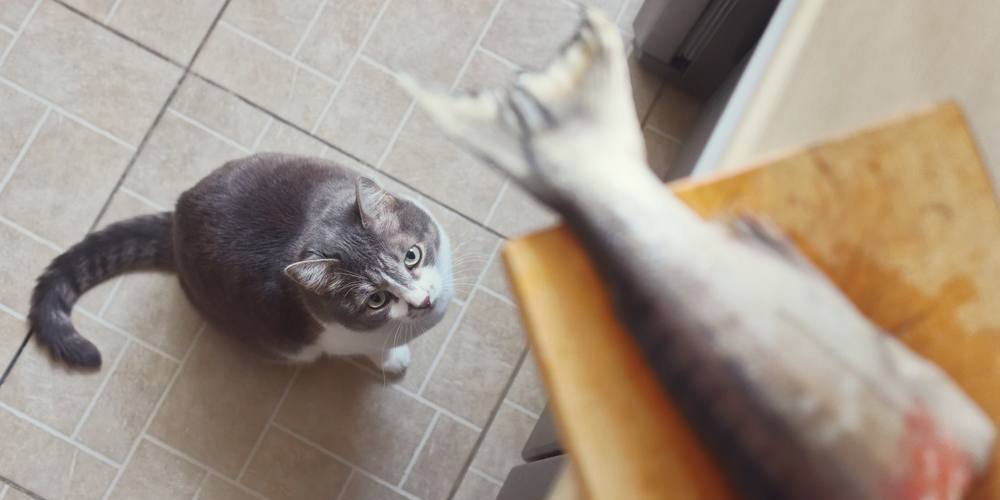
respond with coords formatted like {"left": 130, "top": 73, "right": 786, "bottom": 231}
{"left": 502, "top": 102, "right": 1000, "bottom": 499}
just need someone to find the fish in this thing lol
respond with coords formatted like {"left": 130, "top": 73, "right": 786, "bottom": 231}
{"left": 398, "top": 7, "right": 996, "bottom": 500}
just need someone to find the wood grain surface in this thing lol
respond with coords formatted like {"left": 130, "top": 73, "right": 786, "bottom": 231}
{"left": 503, "top": 103, "right": 1000, "bottom": 499}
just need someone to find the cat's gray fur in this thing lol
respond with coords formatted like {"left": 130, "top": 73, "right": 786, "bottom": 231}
{"left": 29, "top": 154, "right": 453, "bottom": 368}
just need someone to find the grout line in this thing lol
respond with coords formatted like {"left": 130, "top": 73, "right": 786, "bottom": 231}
{"left": 468, "top": 466, "right": 505, "bottom": 486}
{"left": 397, "top": 411, "right": 440, "bottom": 488}
{"left": 167, "top": 108, "right": 252, "bottom": 154}
{"left": 103, "top": 0, "right": 125, "bottom": 23}
{"left": 272, "top": 423, "right": 421, "bottom": 500}
{"left": 85, "top": 0, "right": 235, "bottom": 235}
{"left": 502, "top": 398, "right": 541, "bottom": 420}
{"left": 49, "top": 0, "right": 184, "bottom": 68}
{"left": 140, "top": 436, "right": 271, "bottom": 500}
{"left": 96, "top": 278, "right": 124, "bottom": 318}
{"left": 290, "top": 0, "right": 328, "bottom": 58}
{"left": 356, "top": 53, "right": 395, "bottom": 77}
{"left": 372, "top": 102, "right": 415, "bottom": 169}
{"left": 217, "top": 21, "right": 337, "bottom": 85}
{"left": 235, "top": 367, "right": 303, "bottom": 481}
{"left": 0, "top": 24, "right": 16, "bottom": 36}
{"left": 0, "top": 78, "right": 137, "bottom": 150}
{"left": 340, "top": 355, "right": 484, "bottom": 432}
{"left": 250, "top": 116, "right": 274, "bottom": 152}
{"left": 308, "top": 0, "right": 392, "bottom": 134}
{"left": 73, "top": 308, "right": 183, "bottom": 363}
{"left": 0, "top": 401, "right": 122, "bottom": 469}
{"left": 0, "top": 478, "right": 45, "bottom": 500}
{"left": 644, "top": 123, "right": 683, "bottom": 143}
{"left": 99, "top": 326, "right": 206, "bottom": 500}
{"left": 118, "top": 185, "right": 169, "bottom": 211}
{"left": 183, "top": 71, "right": 506, "bottom": 240}
{"left": 0, "top": 106, "right": 49, "bottom": 197}
{"left": 190, "top": 473, "right": 210, "bottom": 500}
{"left": 0, "top": 303, "right": 25, "bottom": 321}
{"left": 446, "top": 346, "right": 531, "bottom": 500}
{"left": 482, "top": 179, "right": 510, "bottom": 228}
{"left": 0, "top": 0, "right": 41, "bottom": 68}
{"left": 640, "top": 79, "right": 666, "bottom": 128}
{"left": 70, "top": 339, "right": 131, "bottom": 439}
{"left": 476, "top": 45, "right": 521, "bottom": 72}
{"left": 333, "top": 470, "right": 355, "bottom": 500}
{"left": 418, "top": 240, "right": 502, "bottom": 396}
{"left": 0, "top": 215, "right": 63, "bottom": 252}
{"left": 474, "top": 284, "right": 515, "bottom": 307}
{"left": 0, "top": 311, "right": 30, "bottom": 386}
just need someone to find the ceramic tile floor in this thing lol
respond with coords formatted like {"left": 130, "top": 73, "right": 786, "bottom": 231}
{"left": 0, "top": 0, "right": 696, "bottom": 499}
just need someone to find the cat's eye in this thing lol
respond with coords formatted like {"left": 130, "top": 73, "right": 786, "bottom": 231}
{"left": 404, "top": 245, "right": 422, "bottom": 269}
{"left": 366, "top": 292, "right": 389, "bottom": 309}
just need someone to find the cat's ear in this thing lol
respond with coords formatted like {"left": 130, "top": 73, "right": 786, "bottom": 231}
{"left": 284, "top": 258, "right": 338, "bottom": 294}
{"left": 356, "top": 176, "right": 396, "bottom": 230}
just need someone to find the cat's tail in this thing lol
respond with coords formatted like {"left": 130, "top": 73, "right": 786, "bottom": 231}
{"left": 29, "top": 212, "right": 175, "bottom": 367}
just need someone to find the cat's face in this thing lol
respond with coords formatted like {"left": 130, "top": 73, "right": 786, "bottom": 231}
{"left": 285, "top": 177, "right": 453, "bottom": 340}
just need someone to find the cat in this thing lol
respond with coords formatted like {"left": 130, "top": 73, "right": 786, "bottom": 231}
{"left": 28, "top": 153, "right": 453, "bottom": 374}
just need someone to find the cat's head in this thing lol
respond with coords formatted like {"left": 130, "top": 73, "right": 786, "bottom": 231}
{"left": 284, "top": 176, "right": 453, "bottom": 339}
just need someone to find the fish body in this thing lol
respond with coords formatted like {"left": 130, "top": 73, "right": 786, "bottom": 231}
{"left": 401, "top": 8, "right": 995, "bottom": 499}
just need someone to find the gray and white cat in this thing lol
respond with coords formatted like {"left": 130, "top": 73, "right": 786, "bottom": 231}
{"left": 29, "top": 153, "right": 453, "bottom": 373}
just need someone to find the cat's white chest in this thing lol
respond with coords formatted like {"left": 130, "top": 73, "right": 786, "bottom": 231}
{"left": 286, "top": 322, "right": 403, "bottom": 363}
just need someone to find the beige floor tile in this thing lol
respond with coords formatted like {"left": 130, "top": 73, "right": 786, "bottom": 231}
{"left": 2, "top": 486, "right": 33, "bottom": 500}
{"left": 397, "top": 300, "right": 461, "bottom": 392}
{"left": 241, "top": 426, "right": 351, "bottom": 500}
{"left": 507, "top": 354, "right": 546, "bottom": 415}
{"left": 0, "top": 2, "right": 181, "bottom": 145}
{"left": 584, "top": 0, "right": 627, "bottom": 19}
{"left": 486, "top": 183, "right": 559, "bottom": 238}
{"left": 422, "top": 292, "right": 524, "bottom": 426}
{"left": 340, "top": 473, "right": 409, "bottom": 500}
{"left": 148, "top": 331, "right": 295, "bottom": 478}
{"left": 471, "top": 402, "right": 537, "bottom": 479}
{"left": 194, "top": 24, "right": 335, "bottom": 129}
{"left": 453, "top": 470, "right": 502, "bottom": 500}
{"left": 255, "top": 119, "right": 327, "bottom": 157}
{"left": 482, "top": 0, "right": 577, "bottom": 69}
{"left": 222, "top": 0, "right": 322, "bottom": 54}
{"left": 381, "top": 111, "right": 505, "bottom": 224}
{"left": 0, "top": 82, "right": 45, "bottom": 172}
{"left": 630, "top": 56, "right": 663, "bottom": 120}
{"left": 107, "top": 439, "right": 206, "bottom": 500}
{"left": 198, "top": 475, "right": 259, "bottom": 500}
{"left": 643, "top": 128, "right": 681, "bottom": 179}
{"left": 0, "top": 113, "right": 132, "bottom": 247}
{"left": 109, "top": 0, "right": 226, "bottom": 63}
{"left": 102, "top": 272, "right": 202, "bottom": 358}
{"left": 275, "top": 359, "right": 436, "bottom": 483}
{"left": 647, "top": 84, "right": 702, "bottom": 140}
{"left": 60, "top": 0, "right": 114, "bottom": 19}
{"left": 315, "top": 59, "right": 410, "bottom": 164}
{"left": 76, "top": 189, "right": 163, "bottom": 314}
{"left": 0, "top": 313, "right": 125, "bottom": 434}
{"left": 0, "top": 310, "right": 22, "bottom": 362}
{"left": 172, "top": 77, "right": 270, "bottom": 150}
{"left": 0, "top": 30, "right": 10, "bottom": 57}
{"left": 125, "top": 111, "right": 246, "bottom": 207}
{"left": 296, "top": 0, "right": 384, "bottom": 80}
{"left": 364, "top": 0, "right": 498, "bottom": 85}
{"left": 0, "top": 221, "right": 58, "bottom": 315}
{"left": 422, "top": 203, "right": 501, "bottom": 301}
{"left": 0, "top": 0, "right": 35, "bottom": 30}
{"left": 76, "top": 342, "right": 179, "bottom": 462}
{"left": 479, "top": 256, "right": 512, "bottom": 300}
{"left": 0, "top": 407, "right": 117, "bottom": 500}
{"left": 457, "top": 49, "right": 517, "bottom": 90}
{"left": 402, "top": 415, "right": 479, "bottom": 499}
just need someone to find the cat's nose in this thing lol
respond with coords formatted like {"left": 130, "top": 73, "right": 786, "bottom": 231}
{"left": 412, "top": 297, "right": 432, "bottom": 310}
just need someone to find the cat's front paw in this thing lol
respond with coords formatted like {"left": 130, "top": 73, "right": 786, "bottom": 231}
{"left": 372, "top": 345, "right": 411, "bottom": 375}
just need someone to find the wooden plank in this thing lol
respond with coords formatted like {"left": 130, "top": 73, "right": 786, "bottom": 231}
{"left": 504, "top": 103, "right": 1000, "bottom": 500}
